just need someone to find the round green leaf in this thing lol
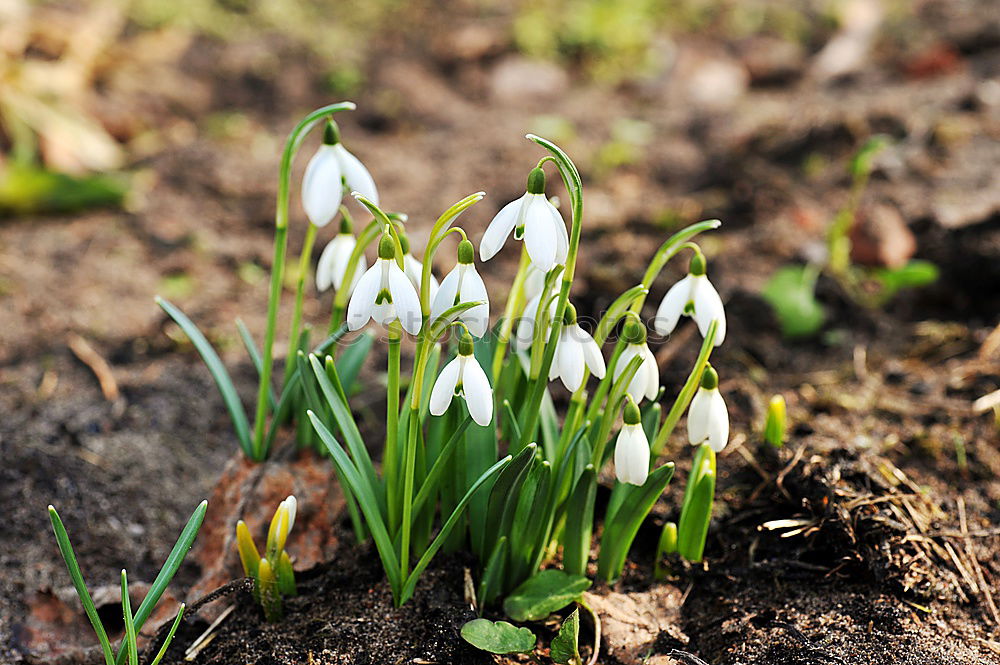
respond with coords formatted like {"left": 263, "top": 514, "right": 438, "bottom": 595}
{"left": 503, "top": 570, "right": 592, "bottom": 622}
{"left": 461, "top": 618, "right": 536, "bottom": 654}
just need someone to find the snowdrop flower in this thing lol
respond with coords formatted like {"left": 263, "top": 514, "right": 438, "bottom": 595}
{"left": 513, "top": 291, "right": 555, "bottom": 352}
{"left": 429, "top": 330, "right": 493, "bottom": 426}
{"left": 688, "top": 365, "right": 729, "bottom": 453}
{"left": 265, "top": 495, "right": 297, "bottom": 556}
{"left": 398, "top": 234, "right": 439, "bottom": 301}
{"left": 347, "top": 233, "right": 422, "bottom": 335}
{"left": 548, "top": 303, "right": 606, "bottom": 391}
{"left": 430, "top": 239, "right": 489, "bottom": 337}
{"left": 654, "top": 252, "right": 726, "bottom": 346}
{"left": 613, "top": 316, "right": 659, "bottom": 404}
{"left": 302, "top": 120, "right": 378, "bottom": 228}
{"left": 316, "top": 218, "right": 367, "bottom": 293}
{"left": 615, "top": 397, "right": 649, "bottom": 486}
{"left": 480, "top": 167, "right": 568, "bottom": 272}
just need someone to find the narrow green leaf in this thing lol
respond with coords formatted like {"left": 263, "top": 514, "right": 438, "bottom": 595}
{"left": 477, "top": 536, "right": 509, "bottom": 611}
{"left": 461, "top": 618, "right": 536, "bottom": 655}
{"left": 120, "top": 571, "right": 138, "bottom": 665}
{"left": 149, "top": 604, "right": 185, "bottom": 665}
{"left": 677, "top": 447, "right": 717, "bottom": 563}
{"left": 482, "top": 444, "right": 537, "bottom": 563}
{"left": 508, "top": 460, "right": 553, "bottom": 585}
{"left": 114, "top": 500, "right": 208, "bottom": 665}
{"left": 562, "top": 466, "right": 596, "bottom": 576}
{"left": 503, "top": 569, "right": 592, "bottom": 622}
{"left": 502, "top": 399, "right": 522, "bottom": 444}
{"left": 336, "top": 330, "right": 374, "bottom": 393}
{"left": 550, "top": 607, "right": 581, "bottom": 665}
{"left": 597, "top": 462, "right": 675, "bottom": 582}
{"left": 48, "top": 506, "right": 115, "bottom": 665}
{"left": 308, "top": 411, "right": 401, "bottom": 592}
{"left": 400, "top": 455, "right": 512, "bottom": 604}
{"left": 235, "top": 319, "right": 277, "bottom": 409}
{"left": 157, "top": 297, "right": 252, "bottom": 457}
{"left": 411, "top": 415, "right": 473, "bottom": 516}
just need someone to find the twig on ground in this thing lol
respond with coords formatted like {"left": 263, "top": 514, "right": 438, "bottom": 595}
{"left": 68, "top": 333, "right": 120, "bottom": 401}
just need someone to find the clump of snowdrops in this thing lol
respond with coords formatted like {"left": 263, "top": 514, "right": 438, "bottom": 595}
{"left": 160, "top": 102, "right": 734, "bottom": 618}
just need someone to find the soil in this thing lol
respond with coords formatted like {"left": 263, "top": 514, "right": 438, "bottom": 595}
{"left": 2, "top": 1, "right": 999, "bottom": 663}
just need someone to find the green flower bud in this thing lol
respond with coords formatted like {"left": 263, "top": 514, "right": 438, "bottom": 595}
{"left": 700, "top": 365, "right": 719, "bottom": 390}
{"left": 378, "top": 233, "right": 396, "bottom": 260}
{"left": 458, "top": 329, "right": 475, "bottom": 356}
{"left": 457, "top": 238, "right": 475, "bottom": 265}
{"left": 526, "top": 167, "right": 546, "bottom": 195}
{"left": 323, "top": 119, "right": 341, "bottom": 146}
{"left": 764, "top": 394, "right": 786, "bottom": 448}
{"left": 689, "top": 251, "right": 706, "bottom": 277}
{"left": 563, "top": 302, "right": 578, "bottom": 325}
{"left": 623, "top": 396, "right": 641, "bottom": 425}
{"left": 622, "top": 314, "right": 647, "bottom": 345}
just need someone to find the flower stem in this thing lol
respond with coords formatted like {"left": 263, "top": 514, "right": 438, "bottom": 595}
{"left": 650, "top": 320, "right": 717, "bottom": 457}
{"left": 284, "top": 222, "right": 318, "bottom": 385}
{"left": 386, "top": 322, "right": 402, "bottom": 533}
{"left": 252, "top": 101, "right": 356, "bottom": 460}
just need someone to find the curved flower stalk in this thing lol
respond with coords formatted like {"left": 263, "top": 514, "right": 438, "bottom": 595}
{"left": 347, "top": 232, "right": 423, "bottom": 335}
{"left": 687, "top": 365, "right": 729, "bottom": 453}
{"left": 654, "top": 250, "right": 726, "bottom": 346}
{"left": 548, "top": 303, "right": 606, "bottom": 392}
{"left": 480, "top": 167, "right": 569, "bottom": 272}
{"left": 431, "top": 238, "right": 490, "bottom": 338}
{"left": 613, "top": 316, "right": 659, "bottom": 404}
{"left": 317, "top": 216, "right": 367, "bottom": 293}
{"left": 302, "top": 120, "right": 378, "bottom": 227}
{"left": 429, "top": 328, "right": 493, "bottom": 426}
{"left": 236, "top": 496, "right": 298, "bottom": 622}
{"left": 399, "top": 233, "right": 440, "bottom": 302}
{"left": 614, "top": 397, "right": 649, "bottom": 486}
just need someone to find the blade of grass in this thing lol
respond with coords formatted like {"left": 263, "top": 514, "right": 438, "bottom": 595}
{"left": 236, "top": 319, "right": 276, "bottom": 409}
{"left": 149, "top": 604, "right": 185, "bottom": 665}
{"left": 120, "top": 571, "right": 138, "bottom": 665}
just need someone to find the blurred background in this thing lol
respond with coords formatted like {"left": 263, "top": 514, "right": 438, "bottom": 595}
{"left": 1, "top": 0, "right": 997, "bottom": 358}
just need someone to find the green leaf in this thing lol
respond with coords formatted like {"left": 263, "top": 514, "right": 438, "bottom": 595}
{"left": 477, "top": 536, "right": 510, "bottom": 611}
{"left": 550, "top": 607, "right": 581, "bottom": 664}
{"left": 761, "top": 265, "right": 825, "bottom": 338}
{"left": 235, "top": 319, "right": 276, "bottom": 409}
{"left": 482, "top": 444, "right": 537, "bottom": 564}
{"left": 48, "top": 506, "right": 115, "bottom": 665}
{"left": 411, "top": 415, "right": 473, "bottom": 516}
{"left": 0, "top": 163, "right": 126, "bottom": 216}
{"left": 460, "top": 618, "right": 536, "bottom": 654}
{"left": 337, "top": 331, "right": 374, "bottom": 393}
{"left": 677, "top": 445, "right": 716, "bottom": 563}
{"left": 597, "top": 463, "right": 675, "bottom": 582}
{"left": 562, "top": 466, "right": 596, "bottom": 576}
{"left": 503, "top": 569, "right": 591, "bottom": 622}
{"left": 120, "top": 571, "right": 138, "bottom": 665}
{"left": 113, "top": 500, "right": 207, "bottom": 665}
{"left": 157, "top": 297, "right": 253, "bottom": 457}
{"left": 148, "top": 605, "right": 185, "bottom": 665}
{"left": 874, "top": 259, "right": 939, "bottom": 299}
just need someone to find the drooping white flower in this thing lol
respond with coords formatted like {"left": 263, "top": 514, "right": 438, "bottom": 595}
{"left": 317, "top": 222, "right": 367, "bottom": 293}
{"left": 430, "top": 239, "right": 490, "bottom": 337}
{"left": 615, "top": 398, "right": 649, "bottom": 486}
{"left": 302, "top": 120, "right": 378, "bottom": 228}
{"left": 347, "top": 233, "right": 422, "bottom": 335}
{"left": 688, "top": 365, "right": 729, "bottom": 453}
{"left": 654, "top": 252, "right": 726, "bottom": 346}
{"left": 429, "top": 331, "right": 493, "bottom": 426}
{"left": 513, "top": 291, "right": 555, "bottom": 353}
{"left": 548, "top": 303, "right": 605, "bottom": 391}
{"left": 480, "top": 167, "right": 568, "bottom": 273}
{"left": 612, "top": 317, "right": 659, "bottom": 404}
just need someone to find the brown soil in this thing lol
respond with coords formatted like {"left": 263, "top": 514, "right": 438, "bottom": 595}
{"left": 3, "top": 1, "right": 1000, "bottom": 663}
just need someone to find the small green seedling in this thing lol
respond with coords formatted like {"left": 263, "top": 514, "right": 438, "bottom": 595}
{"left": 460, "top": 618, "right": 536, "bottom": 654}
{"left": 550, "top": 607, "right": 582, "bottom": 665}
{"left": 236, "top": 495, "right": 298, "bottom": 621}
{"left": 764, "top": 394, "right": 787, "bottom": 448}
{"left": 677, "top": 443, "right": 717, "bottom": 562}
{"left": 654, "top": 521, "right": 678, "bottom": 580}
{"left": 48, "top": 501, "right": 207, "bottom": 665}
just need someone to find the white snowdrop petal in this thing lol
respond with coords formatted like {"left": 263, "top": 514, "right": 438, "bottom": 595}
{"left": 461, "top": 357, "right": 493, "bottom": 426}
{"left": 641, "top": 346, "right": 660, "bottom": 401}
{"left": 707, "top": 390, "right": 730, "bottom": 452}
{"left": 514, "top": 294, "right": 541, "bottom": 352}
{"left": 430, "top": 266, "right": 461, "bottom": 323}
{"left": 302, "top": 145, "right": 344, "bottom": 228}
{"left": 480, "top": 197, "right": 523, "bottom": 261}
{"left": 387, "top": 262, "right": 423, "bottom": 335}
{"left": 558, "top": 332, "right": 585, "bottom": 392}
{"left": 334, "top": 144, "right": 378, "bottom": 206}
{"left": 346, "top": 262, "right": 382, "bottom": 330}
{"left": 317, "top": 235, "right": 354, "bottom": 292}
{"left": 429, "top": 357, "right": 462, "bottom": 416}
{"left": 654, "top": 275, "right": 692, "bottom": 336}
{"left": 523, "top": 265, "right": 546, "bottom": 301}
{"left": 545, "top": 200, "right": 569, "bottom": 266}
{"left": 283, "top": 496, "right": 297, "bottom": 533}
{"left": 579, "top": 329, "right": 606, "bottom": 379}
{"left": 460, "top": 266, "right": 490, "bottom": 338}
{"left": 523, "top": 196, "right": 558, "bottom": 272}
{"left": 615, "top": 426, "right": 649, "bottom": 486}
{"left": 693, "top": 277, "right": 726, "bottom": 346}
{"left": 687, "top": 388, "right": 712, "bottom": 445}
